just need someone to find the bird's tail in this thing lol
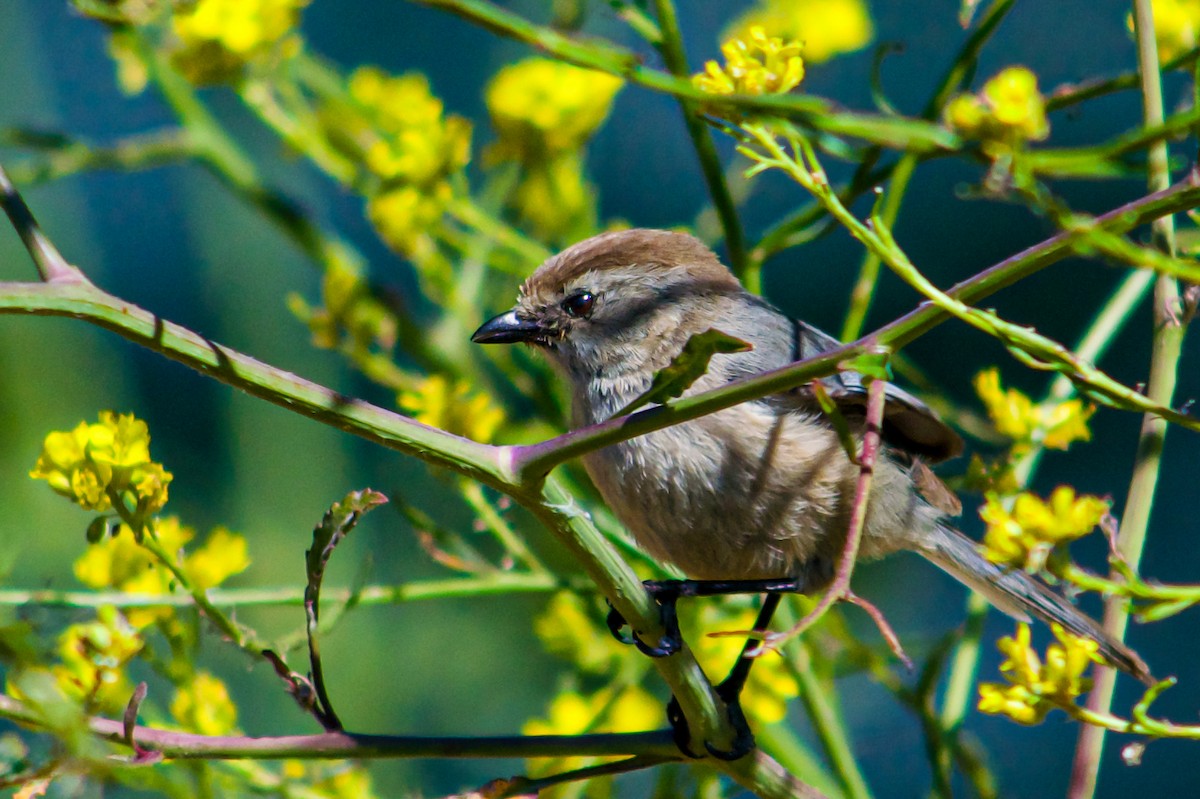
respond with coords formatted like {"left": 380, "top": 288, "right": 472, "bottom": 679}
{"left": 919, "top": 524, "right": 1152, "bottom": 684}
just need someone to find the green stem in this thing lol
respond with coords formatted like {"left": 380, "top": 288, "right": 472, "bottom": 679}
{"left": 840, "top": 155, "right": 915, "bottom": 340}
{"left": 1067, "top": 3, "right": 1187, "bottom": 796}
{"left": 650, "top": 0, "right": 747, "bottom": 279}
{"left": 0, "top": 574, "right": 561, "bottom": 609}
{"left": 787, "top": 636, "right": 873, "bottom": 799}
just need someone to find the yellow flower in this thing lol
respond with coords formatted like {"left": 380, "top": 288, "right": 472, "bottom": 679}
{"left": 1131, "top": 0, "right": 1200, "bottom": 60}
{"left": 183, "top": 526, "right": 252, "bottom": 590}
{"left": 171, "top": 671, "right": 239, "bottom": 736}
{"left": 983, "top": 67, "right": 1049, "bottom": 141}
{"left": 315, "top": 767, "right": 379, "bottom": 799}
{"left": 973, "top": 368, "right": 1093, "bottom": 452}
{"left": 399, "top": 374, "right": 504, "bottom": 443}
{"left": 977, "top": 682, "right": 1047, "bottom": 725}
{"left": 30, "top": 412, "right": 173, "bottom": 514}
{"left": 945, "top": 67, "right": 1049, "bottom": 152}
{"left": 724, "top": 0, "right": 873, "bottom": 64}
{"left": 510, "top": 153, "right": 592, "bottom": 242}
{"left": 486, "top": 58, "right": 623, "bottom": 162}
{"left": 51, "top": 607, "right": 143, "bottom": 712}
{"left": 980, "top": 487, "right": 1109, "bottom": 570}
{"left": 523, "top": 684, "right": 660, "bottom": 737}
{"left": 171, "top": 0, "right": 308, "bottom": 84}
{"left": 979, "top": 622, "right": 1107, "bottom": 725}
{"left": 74, "top": 518, "right": 249, "bottom": 627}
{"left": 534, "top": 592, "right": 630, "bottom": 675}
{"left": 365, "top": 183, "right": 451, "bottom": 255}
{"left": 694, "top": 26, "right": 805, "bottom": 96}
{"left": 321, "top": 67, "right": 471, "bottom": 256}
{"left": 345, "top": 68, "right": 473, "bottom": 185}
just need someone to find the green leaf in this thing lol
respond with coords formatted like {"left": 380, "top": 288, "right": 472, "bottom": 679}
{"left": 615, "top": 328, "right": 752, "bottom": 416}
{"left": 305, "top": 489, "right": 389, "bottom": 594}
{"left": 838, "top": 349, "right": 892, "bottom": 382}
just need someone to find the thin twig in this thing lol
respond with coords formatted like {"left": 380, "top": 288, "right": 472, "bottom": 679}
{"left": 752, "top": 376, "right": 887, "bottom": 654}
{"left": 0, "top": 164, "right": 88, "bottom": 284}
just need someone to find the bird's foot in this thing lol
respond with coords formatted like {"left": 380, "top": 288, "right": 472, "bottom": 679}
{"left": 665, "top": 676, "right": 755, "bottom": 761}
{"left": 605, "top": 580, "right": 686, "bottom": 657}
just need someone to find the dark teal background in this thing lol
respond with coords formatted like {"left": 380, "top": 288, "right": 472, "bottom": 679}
{"left": 1, "top": 2, "right": 1198, "bottom": 796}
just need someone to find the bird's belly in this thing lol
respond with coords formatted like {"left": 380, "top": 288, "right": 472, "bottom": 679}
{"left": 582, "top": 406, "right": 867, "bottom": 581}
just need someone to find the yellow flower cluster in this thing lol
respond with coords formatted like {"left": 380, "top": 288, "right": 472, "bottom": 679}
{"left": 682, "top": 602, "right": 799, "bottom": 725}
{"left": 30, "top": 412, "right": 172, "bottom": 516}
{"left": 171, "top": 671, "right": 239, "bottom": 736}
{"left": 324, "top": 67, "right": 471, "bottom": 256}
{"left": 75, "top": 518, "right": 251, "bottom": 627}
{"left": 978, "top": 623, "right": 1104, "bottom": 724}
{"left": 8, "top": 607, "right": 143, "bottom": 715}
{"left": 974, "top": 368, "right": 1093, "bottom": 452}
{"left": 724, "top": 0, "right": 873, "bottom": 64}
{"left": 946, "top": 67, "right": 1049, "bottom": 152}
{"left": 485, "top": 58, "right": 622, "bottom": 242}
{"left": 980, "top": 487, "right": 1109, "bottom": 571}
{"left": 399, "top": 374, "right": 504, "bottom": 443}
{"left": 1133, "top": 0, "right": 1200, "bottom": 60}
{"left": 171, "top": 0, "right": 309, "bottom": 84}
{"left": 487, "top": 59, "right": 623, "bottom": 162}
{"left": 693, "top": 26, "right": 805, "bottom": 96}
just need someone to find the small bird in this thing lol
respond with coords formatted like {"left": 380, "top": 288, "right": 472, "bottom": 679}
{"left": 472, "top": 228, "right": 1150, "bottom": 685}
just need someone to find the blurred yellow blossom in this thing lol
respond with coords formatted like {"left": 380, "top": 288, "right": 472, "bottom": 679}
{"left": 346, "top": 68, "right": 472, "bottom": 185}
{"left": 171, "top": 0, "right": 309, "bottom": 84}
{"left": 534, "top": 592, "right": 630, "bottom": 674}
{"left": 977, "top": 682, "right": 1046, "bottom": 725}
{"left": 980, "top": 487, "right": 1109, "bottom": 571}
{"left": 522, "top": 684, "right": 661, "bottom": 795}
{"left": 315, "top": 767, "right": 380, "bottom": 799}
{"left": 694, "top": 26, "right": 805, "bottom": 96}
{"left": 399, "top": 374, "right": 504, "bottom": 443}
{"left": 681, "top": 602, "right": 799, "bottom": 725}
{"left": 366, "top": 183, "right": 453, "bottom": 256}
{"left": 510, "top": 153, "right": 592, "bottom": 242}
{"left": 171, "top": 671, "right": 238, "bottom": 736}
{"left": 724, "top": 0, "right": 873, "bottom": 64}
{"left": 946, "top": 67, "right": 1049, "bottom": 155}
{"left": 184, "top": 527, "right": 252, "bottom": 589}
{"left": 24, "top": 607, "right": 144, "bottom": 714}
{"left": 486, "top": 58, "right": 623, "bottom": 162}
{"left": 974, "top": 368, "right": 1093, "bottom": 452}
{"left": 978, "top": 623, "right": 1104, "bottom": 725}
{"left": 30, "top": 412, "right": 172, "bottom": 515}
{"left": 320, "top": 67, "right": 471, "bottom": 256}
{"left": 1131, "top": 0, "right": 1200, "bottom": 60}
{"left": 74, "top": 517, "right": 250, "bottom": 627}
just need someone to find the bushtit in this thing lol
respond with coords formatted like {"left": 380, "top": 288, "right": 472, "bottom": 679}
{"left": 473, "top": 228, "right": 1149, "bottom": 685}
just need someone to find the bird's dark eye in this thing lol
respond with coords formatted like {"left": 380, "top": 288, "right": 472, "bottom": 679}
{"left": 561, "top": 291, "right": 595, "bottom": 319}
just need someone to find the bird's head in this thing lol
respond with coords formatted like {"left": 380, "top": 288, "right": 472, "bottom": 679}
{"left": 472, "top": 229, "right": 742, "bottom": 382}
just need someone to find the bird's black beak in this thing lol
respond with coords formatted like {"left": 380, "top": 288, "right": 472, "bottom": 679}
{"left": 471, "top": 309, "right": 542, "bottom": 344}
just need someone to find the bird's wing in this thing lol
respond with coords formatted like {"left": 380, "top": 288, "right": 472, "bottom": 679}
{"left": 789, "top": 320, "right": 964, "bottom": 463}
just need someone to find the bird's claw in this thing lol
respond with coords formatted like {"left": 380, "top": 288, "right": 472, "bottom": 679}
{"left": 665, "top": 683, "right": 756, "bottom": 761}
{"left": 604, "top": 581, "right": 684, "bottom": 657}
